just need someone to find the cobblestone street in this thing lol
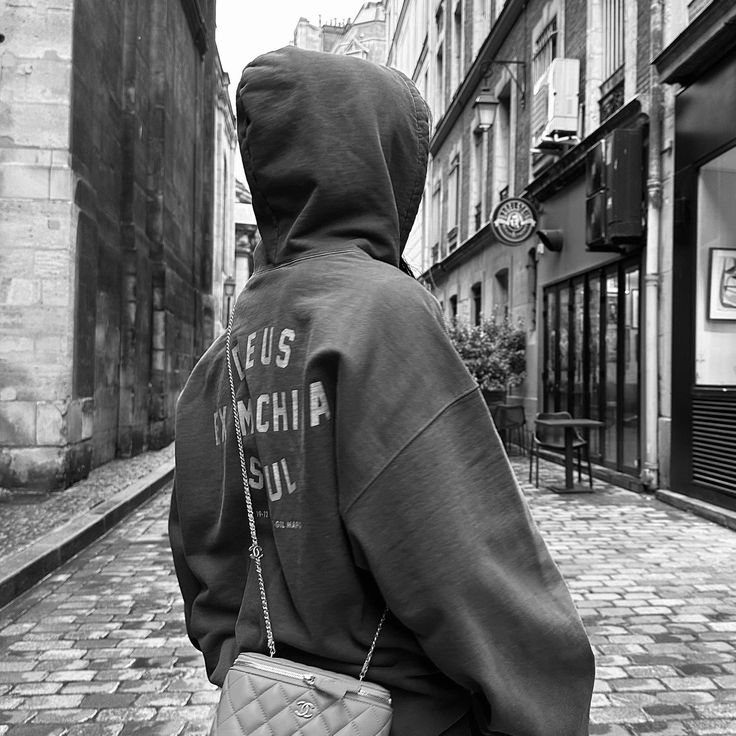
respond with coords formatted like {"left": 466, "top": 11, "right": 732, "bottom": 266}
{"left": 0, "top": 484, "right": 217, "bottom": 735}
{"left": 1, "top": 456, "right": 735, "bottom": 735}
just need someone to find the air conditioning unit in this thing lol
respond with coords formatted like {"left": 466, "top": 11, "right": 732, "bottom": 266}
{"left": 531, "top": 58, "right": 580, "bottom": 149}
{"left": 585, "top": 129, "right": 643, "bottom": 251}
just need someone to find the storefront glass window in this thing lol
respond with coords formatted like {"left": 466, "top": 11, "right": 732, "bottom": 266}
{"left": 559, "top": 289, "right": 570, "bottom": 402}
{"left": 695, "top": 146, "right": 736, "bottom": 386}
{"left": 543, "top": 260, "right": 639, "bottom": 474}
{"left": 572, "top": 279, "right": 585, "bottom": 419}
{"left": 604, "top": 270, "right": 619, "bottom": 465}
{"left": 588, "top": 276, "right": 601, "bottom": 456}
{"left": 543, "top": 290, "right": 557, "bottom": 411}
{"left": 622, "top": 264, "right": 640, "bottom": 470}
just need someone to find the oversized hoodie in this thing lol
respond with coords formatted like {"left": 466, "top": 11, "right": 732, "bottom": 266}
{"left": 169, "top": 46, "right": 594, "bottom": 736}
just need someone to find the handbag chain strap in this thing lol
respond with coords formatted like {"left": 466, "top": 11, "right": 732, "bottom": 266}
{"left": 226, "top": 309, "right": 386, "bottom": 679}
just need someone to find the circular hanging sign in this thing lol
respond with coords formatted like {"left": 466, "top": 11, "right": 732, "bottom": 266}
{"left": 490, "top": 197, "right": 538, "bottom": 245}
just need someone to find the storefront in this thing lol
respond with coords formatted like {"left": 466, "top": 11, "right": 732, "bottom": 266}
{"left": 656, "top": 7, "right": 736, "bottom": 510}
{"left": 525, "top": 102, "right": 647, "bottom": 484}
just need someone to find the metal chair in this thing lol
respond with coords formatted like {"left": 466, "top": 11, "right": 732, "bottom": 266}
{"left": 529, "top": 411, "right": 593, "bottom": 488}
{"left": 493, "top": 404, "right": 527, "bottom": 455}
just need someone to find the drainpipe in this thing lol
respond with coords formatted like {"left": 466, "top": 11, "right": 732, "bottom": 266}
{"left": 641, "top": 0, "right": 664, "bottom": 490}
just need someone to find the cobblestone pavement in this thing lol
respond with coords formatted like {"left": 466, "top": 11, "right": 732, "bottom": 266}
{"left": 0, "top": 454, "right": 735, "bottom": 734}
{"left": 0, "top": 445, "right": 175, "bottom": 560}
{"left": 0, "top": 484, "right": 217, "bottom": 735}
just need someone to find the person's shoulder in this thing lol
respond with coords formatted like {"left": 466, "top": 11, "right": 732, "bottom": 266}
{"left": 350, "top": 261, "right": 442, "bottom": 317}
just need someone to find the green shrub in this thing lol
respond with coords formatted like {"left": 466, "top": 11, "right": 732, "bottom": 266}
{"left": 448, "top": 318, "right": 527, "bottom": 391}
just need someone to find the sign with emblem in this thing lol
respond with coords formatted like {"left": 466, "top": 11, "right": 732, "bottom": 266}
{"left": 491, "top": 197, "right": 538, "bottom": 245}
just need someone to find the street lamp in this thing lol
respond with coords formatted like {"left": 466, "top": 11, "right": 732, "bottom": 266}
{"left": 223, "top": 276, "right": 236, "bottom": 325}
{"left": 223, "top": 276, "right": 236, "bottom": 299}
{"left": 473, "top": 88, "right": 499, "bottom": 134}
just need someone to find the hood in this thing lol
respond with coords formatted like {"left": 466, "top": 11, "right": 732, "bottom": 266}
{"left": 236, "top": 46, "right": 430, "bottom": 269}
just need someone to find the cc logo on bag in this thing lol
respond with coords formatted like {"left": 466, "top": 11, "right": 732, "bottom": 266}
{"left": 295, "top": 700, "right": 316, "bottom": 719}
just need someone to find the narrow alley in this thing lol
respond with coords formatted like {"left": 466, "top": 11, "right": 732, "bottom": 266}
{"left": 1, "top": 457, "right": 735, "bottom": 735}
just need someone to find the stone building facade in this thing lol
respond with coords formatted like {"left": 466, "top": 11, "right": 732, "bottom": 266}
{"left": 293, "top": 2, "right": 387, "bottom": 65}
{"left": 0, "top": 0, "right": 226, "bottom": 491}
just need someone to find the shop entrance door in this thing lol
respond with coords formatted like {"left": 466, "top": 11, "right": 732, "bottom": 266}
{"left": 542, "top": 257, "right": 641, "bottom": 474}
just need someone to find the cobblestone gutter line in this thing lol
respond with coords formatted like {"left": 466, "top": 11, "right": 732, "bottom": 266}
{"left": 0, "top": 460, "right": 175, "bottom": 610}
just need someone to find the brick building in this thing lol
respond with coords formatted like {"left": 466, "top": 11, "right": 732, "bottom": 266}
{"left": 0, "top": 0, "right": 232, "bottom": 491}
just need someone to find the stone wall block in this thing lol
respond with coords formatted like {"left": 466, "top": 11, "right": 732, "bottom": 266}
{"left": 0, "top": 248, "right": 35, "bottom": 279}
{"left": 0, "top": 400, "right": 37, "bottom": 446}
{"left": 0, "top": 161, "right": 50, "bottom": 199}
{"left": 0, "top": 335, "right": 34, "bottom": 354}
{"left": 49, "top": 165, "right": 73, "bottom": 200}
{"left": 34, "top": 334, "right": 68, "bottom": 362}
{"left": 0, "top": 359, "right": 72, "bottom": 402}
{"left": 5, "top": 277, "right": 41, "bottom": 306}
{"left": 61, "top": 396, "right": 95, "bottom": 446}
{"left": 0, "top": 57, "right": 71, "bottom": 105}
{"left": 40, "top": 277, "right": 70, "bottom": 307}
{"left": 0, "top": 147, "right": 52, "bottom": 166}
{"left": 0, "top": 446, "right": 65, "bottom": 490}
{"left": 33, "top": 249, "right": 71, "bottom": 279}
{"left": 3, "top": 4, "right": 74, "bottom": 62}
{"left": 36, "top": 399, "right": 67, "bottom": 445}
{"left": 0, "top": 200, "right": 74, "bottom": 251}
{"left": 81, "top": 398, "right": 94, "bottom": 440}
{"left": 2, "top": 101, "right": 71, "bottom": 148}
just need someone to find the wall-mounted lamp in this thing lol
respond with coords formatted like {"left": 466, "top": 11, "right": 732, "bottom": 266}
{"left": 473, "top": 88, "right": 499, "bottom": 134}
{"left": 478, "top": 59, "right": 527, "bottom": 108}
{"left": 537, "top": 229, "right": 564, "bottom": 252}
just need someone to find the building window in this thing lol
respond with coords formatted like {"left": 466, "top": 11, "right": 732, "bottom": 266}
{"left": 435, "top": 43, "right": 445, "bottom": 120}
{"left": 434, "top": 0, "right": 445, "bottom": 120}
{"left": 599, "top": 0, "right": 624, "bottom": 120}
{"left": 472, "top": 0, "right": 492, "bottom": 55}
{"left": 492, "top": 90, "right": 511, "bottom": 213}
{"left": 430, "top": 180, "right": 442, "bottom": 260}
{"left": 494, "top": 268, "right": 509, "bottom": 320}
{"left": 452, "top": 0, "right": 463, "bottom": 92}
{"left": 449, "top": 293, "right": 458, "bottom": 323}
{"left": 532, "top": 17, "right": 558, "bottom": 86}
{"left": 447, "top": 155, "right": 460, "bottom": 248}
{"left": 472, "top": 282, "right": 482, "bottom": 325}
{"left": 435, "top": 0, "right": 444, "bottom": 33}
{"left": 470, "top": 123, "right": 487, "bottom": 233}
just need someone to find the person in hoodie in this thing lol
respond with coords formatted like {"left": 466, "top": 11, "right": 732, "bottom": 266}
{"left": 169, "top": 46, "right": 595, "bottom": 736}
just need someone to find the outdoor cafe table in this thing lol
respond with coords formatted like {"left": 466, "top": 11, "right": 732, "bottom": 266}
{"left": 534, "top": 417, "right": 605, "bottom": 493}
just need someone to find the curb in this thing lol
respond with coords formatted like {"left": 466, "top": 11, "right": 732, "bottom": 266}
{"left": 656, "top": 489, "right": 736, "bottom": 532}
{"left": 0, "top": 459, "right": 175, "bottom": 610}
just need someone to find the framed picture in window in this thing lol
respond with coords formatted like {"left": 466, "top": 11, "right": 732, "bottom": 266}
{"left": 708, "top": 248, "right": 736, "bottom": 320}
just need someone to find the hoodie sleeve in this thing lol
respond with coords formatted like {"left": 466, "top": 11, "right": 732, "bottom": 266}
{"left": 338, "top": 284, "right": 594, "bottom": 736}
{"left": 167, "top": 337, "right": 250, "bottom": 687}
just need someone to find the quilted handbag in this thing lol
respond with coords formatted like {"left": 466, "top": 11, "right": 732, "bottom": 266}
{"left": 212, "top": 314, "right": 393, "bottom": 736}
{"left": 213, "top": 652, "right": 393, "bottom": 735}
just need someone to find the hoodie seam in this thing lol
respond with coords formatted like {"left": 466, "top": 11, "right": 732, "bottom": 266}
{"left": 238, "top": 81, "right": 282, "bottom": 252}
{"left": 343, "top": 386, "right": 479, "bottom": 515}
{"left": 394, "top": 72, "right": 428, "bottom": 247}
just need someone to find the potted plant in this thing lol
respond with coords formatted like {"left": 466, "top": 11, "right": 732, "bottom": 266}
{"left": 447, "top": 318, "right": 527, "bottom": 407}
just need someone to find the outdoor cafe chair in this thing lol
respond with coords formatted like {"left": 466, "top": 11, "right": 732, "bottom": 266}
{"left": 492, "top": 404, "right": 527, "bottom": 456}
{"left": 529, "top": 410, "right": 593, "bottom": 489}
